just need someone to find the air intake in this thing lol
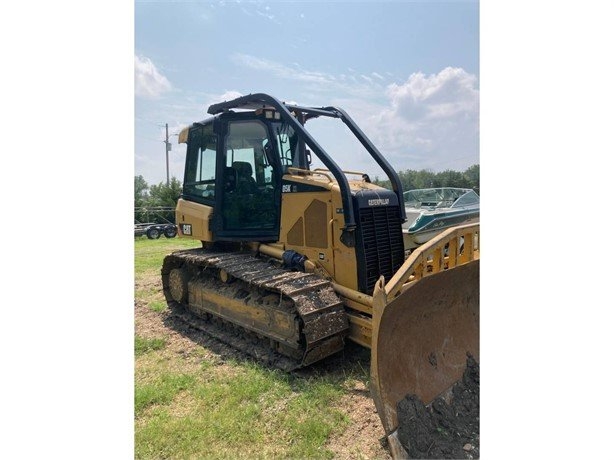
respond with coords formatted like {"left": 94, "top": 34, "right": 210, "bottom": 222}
{"left": 353, "top": 191, "right": 405, "bottom": 295}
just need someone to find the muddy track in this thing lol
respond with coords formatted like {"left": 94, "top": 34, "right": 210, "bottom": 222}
{"left": 161, "top": 248, "right": 350, "bottom": 371}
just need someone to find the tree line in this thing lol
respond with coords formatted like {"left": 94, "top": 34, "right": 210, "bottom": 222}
{"left": 373, "top": 164, "right": 479, "bottom": 194}
{"left": 135, "top": 164, "right": 479, "bottom": 223}
{"left": 134, "top": 176, "right": 182, "bottom": 224}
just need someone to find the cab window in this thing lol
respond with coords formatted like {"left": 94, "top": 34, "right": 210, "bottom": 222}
{"left": 183, "top": 124, "right": 216, "bottom": 202}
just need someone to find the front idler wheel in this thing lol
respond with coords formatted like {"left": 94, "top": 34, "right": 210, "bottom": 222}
{"left": 168, "top": 268, "right": 189, "bottom": 303}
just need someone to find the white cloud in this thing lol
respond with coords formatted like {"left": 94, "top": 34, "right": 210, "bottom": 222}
{"left": 231, "top": 53, "right": 332, "bottom": 85}
{"left": 361, "top": 74, "right": 373, "bottom": 83}
{"left": 385, "top": 67, "right": 478, "bottom": 122}
{"left": 135, "top": 55, "right": 172, "bottom": 99}
{"left": 380, "top": 70, "right": 476, "bottom": 171}
{"left": 231, "top": 53, "right": 381, "bottom": 98}
{"left": 214, "top": 90, "right": 244, "bottom": 103}
{"left": 309, "top": 67, "right": 479, "bottom": 175}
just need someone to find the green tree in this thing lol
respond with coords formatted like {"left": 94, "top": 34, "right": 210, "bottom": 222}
{"left": 433, "top": 170, "right": 469, "bottom": 188}
{"left": 134, "top": 175, "right": 149, "bottom": 208}
{"left": 134, "top": 175, "right": 150, "bottom": 223}
{"left": 148, "top": 177, "right": 182, "bottom": 207}
{"left": 374, "top": 165, "right": 480, "bottom": 196}
{"left": 134, "top": 176, "right": 183, "bottom": 223}
{"left": 396, "top": 169, "right": 437, "bottom": 190}
{"left": 463, "top": 164, "right": 480, "bottom": 193}
{"left": 412, "top": 170, "right": 436, "bottom": 189}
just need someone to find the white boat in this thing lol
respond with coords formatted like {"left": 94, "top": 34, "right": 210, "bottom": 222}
{"left": 402, "top": 187, "right": 480, "bottom": 250}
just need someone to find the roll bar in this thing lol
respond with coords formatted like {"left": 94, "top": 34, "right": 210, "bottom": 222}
{"left": 208, "top": 93, "right": 407, "bottom": 240}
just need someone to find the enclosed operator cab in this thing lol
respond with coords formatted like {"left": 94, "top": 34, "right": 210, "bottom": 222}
{"left": 179, "top": 108, "right": 296, "bottom": 242}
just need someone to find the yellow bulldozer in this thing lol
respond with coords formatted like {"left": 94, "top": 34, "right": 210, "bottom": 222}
{"left": 161, "top": 93, "right": 479, "bottom": 457}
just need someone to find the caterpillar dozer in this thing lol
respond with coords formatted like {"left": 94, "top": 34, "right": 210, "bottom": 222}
{"left": 161, "top": 93, "right": 479, "bottom": 457}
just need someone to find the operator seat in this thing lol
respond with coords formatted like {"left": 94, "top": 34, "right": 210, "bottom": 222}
{"left": 233, "top": 161, "right": 258, "bottom": 194}
{"left": 224, "top": 166, "right": 236, "bottom": 192}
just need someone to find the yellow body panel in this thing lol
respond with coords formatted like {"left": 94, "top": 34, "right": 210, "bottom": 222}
{"left": 279, "top": 176, "right": 335, "bottom": 278}
{"left": 279, "top": 172, "right": 361, "bottom": 290}
{"left": 328, "top": 183, "right": 359, "bottom": 290}
{"left": 175, "top": 198, "right": 214, "bottom": 241}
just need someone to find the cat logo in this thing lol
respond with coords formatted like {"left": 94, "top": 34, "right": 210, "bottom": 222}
{"left": 368, "top": 198, "right": 389, "bottom": 206}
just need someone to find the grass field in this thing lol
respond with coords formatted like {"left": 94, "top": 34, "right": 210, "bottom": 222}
{"left": 134, "top": 236, "right": 387, "bottom": 459}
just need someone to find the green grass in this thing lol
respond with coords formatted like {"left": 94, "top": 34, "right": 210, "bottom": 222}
{"left": 134, "top": 236, "right": 366, "bottom": 459}
{"left": 135, "top": 336, "right": 166, "bottom": 357}
{"left": 135, "top": 372, "right": 196, "bottom": 414}
{"left": 135, "top": 361, "right": 349, "bottom": 459}
{"left": 147, "top": 300, "right": 167, "bottom": 312}
{"left": 134, "top": 236, "right": 201, "bottom": 276}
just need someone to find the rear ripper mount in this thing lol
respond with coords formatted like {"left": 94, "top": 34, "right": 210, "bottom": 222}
{"left": 162, "top": 248, "right": 350, "bottom": 371}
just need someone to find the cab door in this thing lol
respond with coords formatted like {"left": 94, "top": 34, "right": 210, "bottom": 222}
{"left": 213, "top": 118, "right": 282, "bottom": 241}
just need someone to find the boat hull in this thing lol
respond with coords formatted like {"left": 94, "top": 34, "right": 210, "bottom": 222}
{"left": 403, "top": 212, "right": 479, "bottom": 249}
{"left": 401, "top": 187, "right": 480, "bottom": 251}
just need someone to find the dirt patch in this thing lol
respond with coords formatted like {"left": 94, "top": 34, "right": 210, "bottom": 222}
{"left": 396, "top": 355, "right": 479, "bottom": 459}
{"left": 325, "top": 379, "right": 391, "bottom": 460}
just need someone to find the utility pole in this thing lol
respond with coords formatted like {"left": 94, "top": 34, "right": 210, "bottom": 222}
{"left": 165, "top": 123, "right": 171, "bottom": 186}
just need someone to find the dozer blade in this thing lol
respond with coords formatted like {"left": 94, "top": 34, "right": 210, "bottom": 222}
{"left": 370, "top": 259, "right": 479, "bottom": 440}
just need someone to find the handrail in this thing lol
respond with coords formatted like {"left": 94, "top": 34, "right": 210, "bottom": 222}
{"left": 286, "top": 167, "right": 334, "bottom": 183}
{"left": 312, "top": 167, "right": 372, "bottom": 178}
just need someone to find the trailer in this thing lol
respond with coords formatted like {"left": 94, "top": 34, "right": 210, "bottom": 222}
{"left": 134, "top": 207, "right": 177, "bottom": 239}
{"left": 134, "top": 222, "right": 177, "bottom": 239}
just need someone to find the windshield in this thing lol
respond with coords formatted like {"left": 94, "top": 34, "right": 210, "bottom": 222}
{"left": 403, "top": 188, "right": 479, "bottom": 209}
{"left": 271, "top": 121, "right": 300, "bottom": 169}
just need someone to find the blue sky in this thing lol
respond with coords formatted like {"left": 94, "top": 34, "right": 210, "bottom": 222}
{"left": 135, "top": 1, "right": 479, "bottom": 185}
